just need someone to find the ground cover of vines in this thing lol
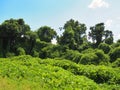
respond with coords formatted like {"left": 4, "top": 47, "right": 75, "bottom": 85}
{"left": 0, "top": 55, "right": 119, "bottom": 90}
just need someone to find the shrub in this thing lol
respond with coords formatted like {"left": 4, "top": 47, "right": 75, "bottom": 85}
{"left": 94, "top": 50, "right": 110, "bottom": 65}
{"left": 0, "top": 56, "right": 100, "bottom": 90}
{"left": 39, "top": 45, "right": 60, "bottom": 59}
{"left": 112, "top": 58, "right": 120, "bottom": 68}
{"left": 63, "top": 49, "right": 82, "bottom": 63}
{"left": 80, "top": 53, "right": 98, "bottom": 65}
{"left": 109, "top": 47, "right": 120, "bottom": 62}
{"left": 31, "top": 51, "right": 39, "bottom": 57}
{"left": 6, "top": 52, "right": 15, "bottom": 57}
{"left": 98, "top": 43, "right": 111, "bottom": 54}
{"left": 40, "top": 59, "right": 120, "bottom": 84}
{"left": 80, "top": 49, "right": 110, "bottom": 65}
{"left": 16, "top": 47, "right": 26, "bottom": 55}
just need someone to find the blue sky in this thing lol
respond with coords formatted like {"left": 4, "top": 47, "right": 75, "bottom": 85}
{"left": 0, "top": 0, "right": 120, "bottom": 41}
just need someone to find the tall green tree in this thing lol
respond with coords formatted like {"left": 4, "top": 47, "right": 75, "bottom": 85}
{"left": 58, "top": 25, "right": 76, "bottom": 49}
{"left": 58, "top": 19, "right": 87, "bottom": 50}
{"left": 104, "top": 30, "right": 113, "bottom": 44}
{"left": 37, "top": 26, "right": 57, "bottom": 42}
{"left": 89, "top": 23, "right": 113, "bottom": 47}
{"left": 89, "top": 23, "right": 104, "bottom": 47}
{"left": 0, "top": 18, "right": 30, "bottom": 57}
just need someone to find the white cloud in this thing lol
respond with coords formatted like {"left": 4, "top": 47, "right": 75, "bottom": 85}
{"left": 105, "top": 19, "right": 113, "bottom": 27}
{"left": 88, "top": 0, "right": 109, "bottom": 9}
{"left": 51, "top": 38, "right": 57, "bottom": 45}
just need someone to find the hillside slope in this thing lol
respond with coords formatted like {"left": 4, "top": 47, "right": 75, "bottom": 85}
{"left": 0, "top": 55, "right": 119, "bottom": 90}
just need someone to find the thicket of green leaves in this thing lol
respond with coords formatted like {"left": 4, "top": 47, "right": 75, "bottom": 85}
{"left": 0, "top": 55, "right": 101, "bottom": 90}
{"left": 0, "top": 18, "right": 120, "bottom": 65}
{"left": 0, "top": 55, "right": 119, "bottom": 90}
{"left": 40, "top": 58, "right": 120, "bottom": 84}
{"left": 0, "top": 18, "right": 120, "bottom": 90}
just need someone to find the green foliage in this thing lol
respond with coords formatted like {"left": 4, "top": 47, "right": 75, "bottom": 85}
{"left": 98, "top": 43, "right": 111, "bottom": 54}
{"left": 109, "top": 46, "right": 120, "bottom": 62}
{"left": 80, "top": 53, "right": 98, "bottom": 65}
{"left": 104, "top": 37, "right": 113, "bottom": 45}
{"left": 6, "top": 52, "right": 15, "bottom": 58}
{"left": 16, "top": 47, "right": 26, "bottom": 55}
{"left": 89, "top": 23, "right": 105, "bottom": 46}
{"left": 39, "top": 44, "right": 60, "bottom": 59}
{"left": 94, "top": 50, "right": 110, "bottom": 65}
{"left": 89, "top": 23, "right": 113, "bottom": 47}
{"left": 63, "top": 49, "right": 82, "bottom": 63}
{"left": 99, "top": 84, "right": 120, "bottom": 90}
{"left": 58, "top": 26, "right": 76, "bottom": 49}
{"left": 40, "top": 58, "right": 120, "bottom": 85}
{"left": 0, "top": 18, "right": 120, "bottom": 89}
{"left": 34, "top": 39, "right": 49, "bottom": 52}
{"left": 0, "top": 77, "right": 46, "bottom": 90}
{"left": 0, "top": 55, "right": 100, "bottom": 90}
{"left": 58, "top": 19, "right": 87, "bottom": 50}
{"left": 80, "top": 49, "right": 110, "bottom": 65}
{"left": 104, "top": 30, "right": 113, "bottom": 44}
{"left": 0, "top": 18, "right": 30, "bottom": 57}
{"left": 31, "top": 50, "right": 39, "bottom": 57}
{"left": 112, "top": 58, "right": 120, "bottom": 68}
{"left": 37, "top": 26, "right": 57, "bottom": 42}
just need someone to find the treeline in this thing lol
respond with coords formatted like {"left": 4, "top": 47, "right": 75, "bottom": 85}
{"left": 0, "top": 18, "right": 120, "bottom": 66}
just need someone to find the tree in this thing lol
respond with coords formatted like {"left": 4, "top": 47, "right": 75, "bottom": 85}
{"left": 58, "top": 25, "right": 76, "bottom": 49}
{"left": 89, "top": 23, "right": 105, "bottom": 47}
{"left": 0, "top": 19, "right": 20, "bottom": 57}
{"left": 0, "top": 18, "right": 30, "bottom": 57}
{"left": 58, "top": 19, "right": 87, "bottom": 50}
{"left": 89, "top": 23, "right": 113, "bottom": 47}
{"left": 24, "top": 31, "right": 37, "bottom": 54}
{"left": 37, "top": 26, "right": 57, "bottom": 42}
{"left": 104, "top": 30, "right": 113, "bottom": 44}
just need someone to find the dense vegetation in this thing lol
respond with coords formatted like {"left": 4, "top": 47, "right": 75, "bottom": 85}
{"left": 0, "top": 55, "right": 119, "bottom": 90}
{"left": 0, "top": 18, "right": 120, "bottom": 89}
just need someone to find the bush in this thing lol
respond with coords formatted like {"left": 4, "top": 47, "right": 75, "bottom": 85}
{"left": 40, "top": 59, "right": 120, "bottom": 84}
{"left": 16, "top": 47, "right": 26, "bottom": 55}
{"left": 109, "top": 46, "right": 120, "bottom": 62}
{"left": 63, "top": 49, "right": 82, "bottom": 63}
{"left": 112, "top": 58, "right": 120, "bottom": 68}
{"left": 80, "top": 53, "right": 98, "bottom": 65}
{"left": 94, "top": 50, "right": 110, "bottom": 65}
{"left": 0, "top": 56, "right": 100, "bottom": 90}
{"left": 80, "top": 49, "right": 110, "bottom": 65}
{"left": 40, "top": 59, "right": 120, "bottom": 85}
{"left": 6, "top": 52, "right": 15, "bottom": 57}
{"left": 98, "top": 43, "right": 111, "bottom": 54}
{"left": 31, "top": 50, "right": 39, "bottom": 57}
{"left": 39, "top": 45, "right": 60, "bottom": 59}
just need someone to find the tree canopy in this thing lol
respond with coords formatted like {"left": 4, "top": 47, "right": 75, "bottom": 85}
{"left": 0, "top": 18, "right": 119, "bottom": 66}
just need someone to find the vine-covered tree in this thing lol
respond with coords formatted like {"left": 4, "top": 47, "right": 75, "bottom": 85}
{"left": 37, "top": 26, "right": 57, "bottom": 42}
{"left": 58, "top": 19, "right": 87, "bottom": 50}
{"left": 89, "top": 23, "right": 113, "bottom": 47}
{"left": 0, "top": 18, "right": 30, "bottom": 57}
{"left": 89, "top": 23, "right": 104, "bottom": 47}
{"left": 104, "top": 30, "right": 113, "bottom": 44}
